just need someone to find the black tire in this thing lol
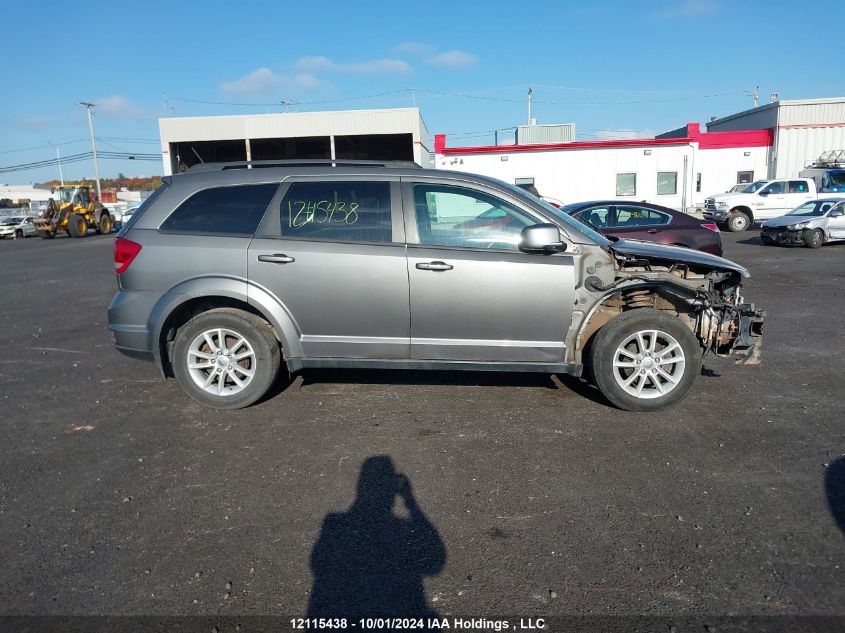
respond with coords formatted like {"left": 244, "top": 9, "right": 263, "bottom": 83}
{"left": 803, "top": 228, "right": 823, "bottom": 249}
{"left": 726, "top": 211, "right": 750, "bottom": 232}
{"left": 760, "top": 233, "right": 775, "bottom": 245}
{"left": 97, "top": 213, "right": 112, "bottom": 235}
{"left": 172, "top": 308, "right": 281, "bottom": 409}
{"left": 67, "top": 214, "right": 88, "bottom": 238}
{"left": 14, "top": 229, "right": 23, "bottom": 239}
{"left": 589, "top": 308, "right": 702, "bottom": 412}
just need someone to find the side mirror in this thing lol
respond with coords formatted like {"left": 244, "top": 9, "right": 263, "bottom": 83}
{"left": 830, "top": 209, "right": 844, "bottom": 218}
{"left": 520, "top": 223, "right": 566, "bottom": 253}
{"left": 758, "top": 190, "right": 769, "bottom": 196}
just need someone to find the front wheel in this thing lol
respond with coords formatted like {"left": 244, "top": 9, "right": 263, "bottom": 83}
{"left": 726, "top": 211, "right": 750, "bottom": 232}
{"left": 760, "top": 233, "right": 775, "bottom": 245}
{"left": 67, "top": 213, "right": 88, "bottom": 238}
{"left": 803, "top": 228, "right": 823, "bottom": 249}
{"left": 589, "top": 309, "right": 702, "bottom": 412}
{"left": 172, "top": 308, "right": 281, "bottom": 409}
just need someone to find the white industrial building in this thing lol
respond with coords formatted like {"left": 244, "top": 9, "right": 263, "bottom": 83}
{"left": 158, "top": 107, "right": 431, "bottom": 175}
{"left": 434, "top": 123, "right": 772, "bottom": 212}
{"left": 706, "top": 96, "right": 845, "bottom": 179}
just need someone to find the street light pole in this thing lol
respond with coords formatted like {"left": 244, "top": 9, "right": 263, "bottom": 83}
{"left": 79, "top": 102, "right": 101, "bottom": 201}
{"left": 47, "top": 141, "right": 64, "bottom": 186}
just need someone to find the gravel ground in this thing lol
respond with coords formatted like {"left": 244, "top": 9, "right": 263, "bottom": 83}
{"left": 0, "top": 231, "right": 843, "bottom": 627}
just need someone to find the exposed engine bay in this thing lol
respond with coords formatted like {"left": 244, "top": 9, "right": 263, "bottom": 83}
{"left": 567, "top": 241, "right": 765, "bottom": 366}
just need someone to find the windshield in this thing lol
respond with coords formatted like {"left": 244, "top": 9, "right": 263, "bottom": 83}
{"left": 787, "top": 200, "right": 833, "bottom": 217}
{"left": 743, "top": 181, "right": 765, "bottom": 193}
{"left": 59, "top": 188, "right": 77, "bottom": 203}
{"left": 493, "top": 182, "right": 610, "bottom": 246}
{"left": 1, "top": 217, "right": 22, "bottom": 224}
{"left": 829, "top": 171, "right": 845, "bottom": 187}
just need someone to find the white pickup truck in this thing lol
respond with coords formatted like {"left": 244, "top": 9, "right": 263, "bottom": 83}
{"left": 703, "top": 178, "right": 836, "bottom": 232}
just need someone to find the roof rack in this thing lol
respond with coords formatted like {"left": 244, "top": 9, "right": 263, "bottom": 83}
{"left": 804, "top": 149, "right": 845, "bottom": 168}
{"left": 185, "top": 159, "right": 421, "bottom": 173}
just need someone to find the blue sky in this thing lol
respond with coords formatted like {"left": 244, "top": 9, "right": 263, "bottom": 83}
{"left": 2, "top": 0, "right": 844, "bottom": 183}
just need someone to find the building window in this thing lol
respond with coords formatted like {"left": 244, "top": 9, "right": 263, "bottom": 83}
{"left": 279, "top": 181, "right": 393, "bottom": 243}
{"left": 737, "top": 171, "right": 754, "bottom": 184}
{"left": 160, "top": 184, "right": 279, "bottom": 235}
{"left": 616, "top": 173, "right": 636, "bottom": 196}
{"left": 657, "top": 172, "right": 678, "bottom": 195}
{"left": 696, "top": 173, "right": 702, "bottom": 193}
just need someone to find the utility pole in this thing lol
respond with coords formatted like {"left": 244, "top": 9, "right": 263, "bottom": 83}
{"left": 79, "top": 102, "right": 101, "bottom": 201}
{"left": 753, "top": 85, "right": 759, "bottom": 108}
{"left": 47, "top": 141, "right": 64, "bottom": 186}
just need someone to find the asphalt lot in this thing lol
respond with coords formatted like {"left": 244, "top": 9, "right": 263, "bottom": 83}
{"left": 0, "top": 231, "right": 843, "bottom": 623}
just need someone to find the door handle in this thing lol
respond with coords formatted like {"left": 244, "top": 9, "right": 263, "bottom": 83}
{"left": 416, "top": 261, "right": 453, "bottom": 271}
{"left": 646, "top": 228, "right": 660, "bottom": 234}
{"left": 257, "top": 253, "right": 295, "bottom": 264}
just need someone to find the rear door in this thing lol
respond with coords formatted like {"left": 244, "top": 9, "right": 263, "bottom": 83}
{"left": 402, "top": 178, "right": 575, "bottom": 363}
{"left": 248, "top": 177, "right": 410, "bottom": 359}
{"left": 785, "top": 180, "right": 815, "bottom": 211}
{"left": 604, "top": 204, "right": 672, "bottom": 243}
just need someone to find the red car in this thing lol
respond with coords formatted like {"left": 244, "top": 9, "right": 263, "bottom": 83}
{"left": 560, "top": 200, "right": 723, "bottom": 256}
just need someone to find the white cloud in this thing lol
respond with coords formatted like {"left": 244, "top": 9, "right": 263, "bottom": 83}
{"left": 663, "top": 0, "right": 720, "bottom": 16}
{"left": 220, "top": 68, "right": 320, "bottom": 95}
{"left": 17, "top": 115, "right": 54, "bottom": 130}
{"left": 428, "top": 49, "right": 478, "bottom": 69}
{"left": 592, "top": 129, "right": 655, "bottom": 141}
{"left": 95, "top": 96, "right": 148, "bottom": 119}
{"left": 295, "top": 56, "right": 411, "bottom": 75}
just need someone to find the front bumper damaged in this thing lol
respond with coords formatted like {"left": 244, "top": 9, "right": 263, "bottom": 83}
{"left": 761, "top": 227, "right": 806, "bottom": 245}
{"left": 725, "top": 303, "right": 765, "bottom": 365}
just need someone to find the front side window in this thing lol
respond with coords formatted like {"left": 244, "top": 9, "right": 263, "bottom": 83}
{"left": 761, "top": 182, "right": 785, "bottom": 195}
{"left": 611, "top": 206, "right": 671, "bottom": 228}
{"left": 412, "top": 184, "right": 536, "bottom": 250}
{"left": 616, "top": 173, "right": 636, "bottom": 196}
{"left": 161, "top": 183, "right": 278, "bottom": 234}
{"left": 280, "top": 181, "right": 392, "bottom": 243}
{"left": 657, "top": 172, "right": 678, "bottom": 195}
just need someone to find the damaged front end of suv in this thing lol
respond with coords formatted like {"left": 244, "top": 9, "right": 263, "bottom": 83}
{"left": 568, "top": 240, "right": 765, "bottom": 367}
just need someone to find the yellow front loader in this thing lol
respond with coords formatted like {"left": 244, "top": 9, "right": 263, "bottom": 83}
{"left": 33, "top": 185, "right": 113, "bottom": 239}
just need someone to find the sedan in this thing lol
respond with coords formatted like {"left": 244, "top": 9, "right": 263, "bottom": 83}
{"left": 760, "top": 198, "right": 845, "bottom": 248}
{"left": 560, "top": 201, "right": 723, "bottom": 256}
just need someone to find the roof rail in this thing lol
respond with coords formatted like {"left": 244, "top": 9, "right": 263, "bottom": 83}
{"left": 185, "top": 159, "right": 421, "bottom": 173}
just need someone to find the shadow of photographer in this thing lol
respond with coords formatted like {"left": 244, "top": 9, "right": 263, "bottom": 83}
{"left": 307, "top": 456, "right": 445, "bottom": 619}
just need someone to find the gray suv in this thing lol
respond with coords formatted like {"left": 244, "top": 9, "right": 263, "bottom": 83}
{"left": 108, "top": 160, "right": 764, "bottom": 412}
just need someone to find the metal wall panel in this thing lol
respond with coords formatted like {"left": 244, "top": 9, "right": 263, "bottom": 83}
{"left": 776, "top": 126, "right": 845, "bottom": 177}
{"left": 515, "top": 124, "right": 576, "bottom": 145}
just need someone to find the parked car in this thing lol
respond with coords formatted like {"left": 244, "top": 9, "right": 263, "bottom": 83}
{"left": 108, "top": 160, "right": 763, "bottom": 413}
{"left": 760, "top": 198, "right": 845, "bottom": 248}
{"left": 704, "top": 178, "right": 839, "bottom": 232}
{"left": 559, "top": 200, "right": 723, "bottom": 256}
{"left": 0, "top": 215, "right": 37, "bottom": 239}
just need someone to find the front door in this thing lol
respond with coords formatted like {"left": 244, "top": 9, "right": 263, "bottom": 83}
{"left": 248, "top": 178, "right": 410, "bottom": 359}
{"left": 755, "top": 181, "right": 787, "bottom": 219}
{"left": 828, "top": 203, "right": 845, "bottom": 239}
{"left": 403, "top": 180, "right": 574, "bottom": 363}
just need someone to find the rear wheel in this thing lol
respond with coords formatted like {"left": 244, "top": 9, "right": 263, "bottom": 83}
{"left": 67, "top": 214, "right": 88, "bottom": 238}
{"left": 803, "top": 228, "right": 823, "bottom": 249}
{"left": 726, "top": 211, "right": 750, "bottom": 232}
{"left": 172, "top": 309, "right": 281, "bottom": 409}
{"left": 589, "top": 309, "right": 701, "bottom": 412}
{"left": 97, "top": 213, "right": 112, "bottom": 235}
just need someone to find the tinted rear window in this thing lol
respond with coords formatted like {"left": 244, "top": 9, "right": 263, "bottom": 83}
{"left": 161, "top": 184, "right": 278, "bottom": 234}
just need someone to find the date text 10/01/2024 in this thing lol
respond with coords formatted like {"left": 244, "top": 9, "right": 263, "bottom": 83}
{"left": 290, "top": 618, "right": 547, "bottom": 630}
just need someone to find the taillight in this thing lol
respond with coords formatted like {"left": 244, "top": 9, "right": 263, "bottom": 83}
{"left": 114, "top": 237, "right": 142, "bottom": 273}
{"left": 701, "top": 223, "right": 719, "bottom": 232}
